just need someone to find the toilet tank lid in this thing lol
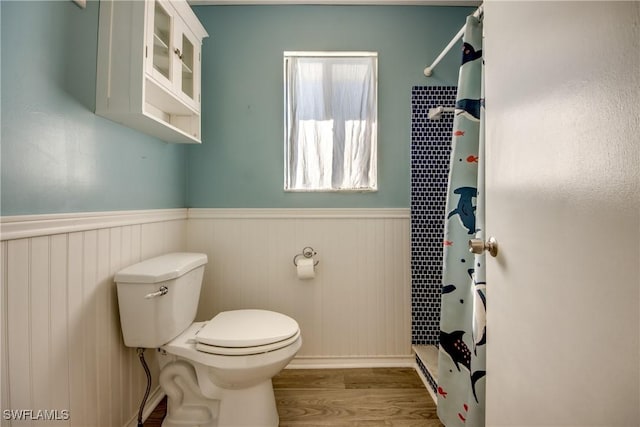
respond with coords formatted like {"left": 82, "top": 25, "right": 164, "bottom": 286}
{"left": 114, "top": 252, "right": 208, "bottom": 284}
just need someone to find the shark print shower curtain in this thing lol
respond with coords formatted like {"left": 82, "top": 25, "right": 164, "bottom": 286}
{"left": 437, "top": 14, "right": 486, "bottom": 427}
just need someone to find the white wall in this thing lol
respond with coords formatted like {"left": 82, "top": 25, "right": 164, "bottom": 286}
{"left": 187, "top": 209, "right": 413, "bottom": 364}
{"left": 484, "top": 1, "right": 640, "bottom": 425}
{"left": 1, "top": 210, "right": 188, "bottom": 427}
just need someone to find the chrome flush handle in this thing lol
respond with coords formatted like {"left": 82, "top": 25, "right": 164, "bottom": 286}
{"left": 145, "top": 286, "right": 168, "bottom": 299}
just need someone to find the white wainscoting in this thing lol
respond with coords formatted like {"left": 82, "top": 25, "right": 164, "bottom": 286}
{"left": 1, "top": 209, "right": 188, "bottom": 427}
{"left": 187, "top": 208, "right": 413, "bottom": 367}
{"left": 1, "top": 207, "right": 413, "bottom": 426}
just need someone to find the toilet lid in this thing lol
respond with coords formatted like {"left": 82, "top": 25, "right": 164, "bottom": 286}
{"left": 196, "top": 309, "right": 299, "bottom": 348}
{"left": 195, "top": 329, "right": 300, "bottom": 356}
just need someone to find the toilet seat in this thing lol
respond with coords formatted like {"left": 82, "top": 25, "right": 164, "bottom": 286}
{"left": 196, "top": 329, "right": 301, "bottom": 356}
{"left": 194, "top": 309, "right": 300, "bottom": 356}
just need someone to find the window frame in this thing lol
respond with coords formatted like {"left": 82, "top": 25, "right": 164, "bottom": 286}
{"left": 283, "top": 51, "right": 378, "bottom": 193}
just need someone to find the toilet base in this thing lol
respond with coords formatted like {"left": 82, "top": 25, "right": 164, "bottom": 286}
{"left": 160, "top": 360, "right": 218, "bottom": 427}
{"left": 160, "top": 360, "right": 279, "bottom": 427}
{"left": 217, "top": 380, "right": 279, "bottom": 427}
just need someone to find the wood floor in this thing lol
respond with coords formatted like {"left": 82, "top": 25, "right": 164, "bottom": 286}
{"left": 144, "top": 368, "right": 443, "bottom": 426}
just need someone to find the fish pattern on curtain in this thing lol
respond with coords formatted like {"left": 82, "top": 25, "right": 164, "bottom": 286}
{"left": 437, "top": 14, "right": 486, "bottom": 427}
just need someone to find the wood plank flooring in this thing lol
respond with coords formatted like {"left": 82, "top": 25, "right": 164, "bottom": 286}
{"left": 144, "top": 368, "right": 443, "bottom": 426}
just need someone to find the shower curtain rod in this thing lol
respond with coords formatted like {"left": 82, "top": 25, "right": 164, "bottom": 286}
{"left": 423, "top": 4, "right": 483, "bottom": 77}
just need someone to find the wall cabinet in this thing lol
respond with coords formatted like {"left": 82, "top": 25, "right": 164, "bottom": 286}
{"left": 96, "top": 0, "right": 208, "bottom": 144}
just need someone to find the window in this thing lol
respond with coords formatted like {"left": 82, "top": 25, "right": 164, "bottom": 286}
{"left": 284, "top": 52, "right": 378, "bottom": 192}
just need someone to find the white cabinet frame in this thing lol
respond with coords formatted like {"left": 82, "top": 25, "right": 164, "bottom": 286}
{"left": 96, "top": 0, "right": 208, "bottom": 144}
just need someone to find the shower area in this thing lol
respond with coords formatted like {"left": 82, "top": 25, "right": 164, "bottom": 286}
{"left": 410, "top": 85, "right": 457, "bottom": 395}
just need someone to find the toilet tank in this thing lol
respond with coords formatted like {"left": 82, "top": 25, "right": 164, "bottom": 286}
{"left": 114, "top": 252, "right": 208, "bottom": 348}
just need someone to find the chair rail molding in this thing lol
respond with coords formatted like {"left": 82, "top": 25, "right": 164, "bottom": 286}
{"left": 1, "top": 209, "right": 188, "bottom": 241}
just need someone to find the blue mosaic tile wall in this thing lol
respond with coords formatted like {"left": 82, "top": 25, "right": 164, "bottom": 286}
{"left": 411, "top": 86, "right": 457, "bottom": 345}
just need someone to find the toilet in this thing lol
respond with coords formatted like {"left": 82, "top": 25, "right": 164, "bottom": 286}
{"left": 114, "top": 252, "right": 302, "bottom": 427}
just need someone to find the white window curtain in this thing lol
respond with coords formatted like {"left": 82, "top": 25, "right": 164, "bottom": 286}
{"left": 284, "top": 53, "right": 378, "bottom": 191}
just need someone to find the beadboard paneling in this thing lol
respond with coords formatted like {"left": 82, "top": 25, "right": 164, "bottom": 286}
{"left": 0, "top": 211, "right": 187, "bottom": 427}
{"left": 1, "top": 207, "right": 412, "bottom": 426}
{"left": 187, "top": 209, "right": 412, "bottom": 361}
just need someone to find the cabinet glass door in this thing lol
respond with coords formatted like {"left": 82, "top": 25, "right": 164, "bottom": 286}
{"left": 179, "top": 34, "right": 195, "bottom": 101}
{"left": 152, "top": 2, "right": 171, "bottom": 80}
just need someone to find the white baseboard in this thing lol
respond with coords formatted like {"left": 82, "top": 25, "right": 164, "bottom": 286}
{"left": 286, "top": 355, "right": 415, "bottom": 369}
{"left": 124, "top": 386, "right": 166, "bottom": 427}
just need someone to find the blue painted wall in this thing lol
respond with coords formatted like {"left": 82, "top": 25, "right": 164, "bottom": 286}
{"left": 1, "top": 2, "right": 470, "bottom": 215}
{"left": 1, "top": 1, "right": 187, "bottom": 216}
{"left": 188, "top": 5, "right": 472, "bottom": 208}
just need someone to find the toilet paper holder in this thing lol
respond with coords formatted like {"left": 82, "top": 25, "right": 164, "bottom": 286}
{"left": 293, "top": 246, "right": 319, "bottom": 267}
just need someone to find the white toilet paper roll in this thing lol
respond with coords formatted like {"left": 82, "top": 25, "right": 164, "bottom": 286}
{"left": 296, "top": 257, "right": 315, "bottom": 280}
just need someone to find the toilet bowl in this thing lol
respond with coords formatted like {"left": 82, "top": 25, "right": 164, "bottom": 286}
{"left": 114, "top": 253, "right": 301, "bottom": 427}
{"left": 159, "top": 311, "right": 302, "bottom": 427}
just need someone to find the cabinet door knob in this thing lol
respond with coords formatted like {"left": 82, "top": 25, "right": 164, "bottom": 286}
{"left": 174, "top": 48, "right": 183, "bottom": 60}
